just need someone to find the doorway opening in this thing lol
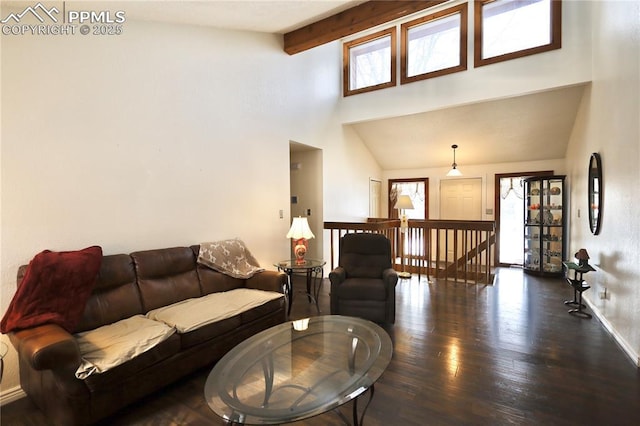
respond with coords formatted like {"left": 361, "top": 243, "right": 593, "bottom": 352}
{"left": 289, "top": 142, "right": 323, "bottom": 261}
{"left": 495, "top": 171, "right": 553, "bottom": 267}
{"left": 498, "top": 176, "right": 525, "bottom": 265}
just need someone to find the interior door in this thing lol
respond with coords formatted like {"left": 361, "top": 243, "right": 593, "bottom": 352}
{"left": 369, "top": 178, "right": 381, "bottom": 218}
{"left": 440, "top": 178, "right": 482, "bottom": 220}
{"left": 439, "top": 178, "right": 482, "bottom": 260}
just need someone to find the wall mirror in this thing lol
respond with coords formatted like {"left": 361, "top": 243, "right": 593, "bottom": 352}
{"left": 588, "top": 152, "right": 602, "bottom": 235}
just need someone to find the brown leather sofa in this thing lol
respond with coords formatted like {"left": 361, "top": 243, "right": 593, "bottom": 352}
{"left": 329, "top": 233, "right": 398, "bottom": 324}
{"left": 7, "top": 245, "right": 287, "bottom": 425}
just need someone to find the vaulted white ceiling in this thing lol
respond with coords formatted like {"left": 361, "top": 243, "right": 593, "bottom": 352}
{"left": 349, "top": 85, "right": 587, "bottom": 170}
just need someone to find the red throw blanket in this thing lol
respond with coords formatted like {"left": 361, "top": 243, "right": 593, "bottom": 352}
{"left": 1, "top": 246, "right": 103, "bottom": 333}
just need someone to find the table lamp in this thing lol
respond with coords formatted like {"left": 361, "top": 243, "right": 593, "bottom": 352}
{"left": 575, "top": 248, "right": 590, "bottom": 267}
{"left": 287, "top": 216, "right": 315, "bottom": 265}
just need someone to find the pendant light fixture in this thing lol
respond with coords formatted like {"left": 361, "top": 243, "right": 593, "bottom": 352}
{"left": 446, "top": 144, "right": 462, "bottom": 176}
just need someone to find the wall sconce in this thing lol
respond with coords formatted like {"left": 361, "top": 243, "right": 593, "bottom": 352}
{"left": 446, "top": 144, "right": 462, "bottom": 177}
{"left": 286, "top": 216, "right": 315, "bottom": 265}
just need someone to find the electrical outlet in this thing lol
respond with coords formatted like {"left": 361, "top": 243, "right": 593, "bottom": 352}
{"left": 279, "top": 209, "right": 284, "bottom": 219}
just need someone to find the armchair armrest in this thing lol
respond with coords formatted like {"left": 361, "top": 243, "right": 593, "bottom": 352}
{"left": 246, "top": 270, "right": 288, "bottom": 294}
{"left": 382, "top": 268, "right": 399, "bottom": 285}
{"left": 329, "top": 267, "right": 346, "bottom": 285}
{"left": 382, "top": 268, "right": 399, "bottom": 296}
{"left": 8, "top": 323, "right": 81, "bottom": 371}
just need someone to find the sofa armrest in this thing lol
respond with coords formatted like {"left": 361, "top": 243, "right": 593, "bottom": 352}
{"left": 245, "top": 270, "right": 287, "bottom": 293}
{"left": 329, "top": 267, "right": 346, "bottom": 285}
{"left": 8, "top": 323, "right": 81, "bottom": 371}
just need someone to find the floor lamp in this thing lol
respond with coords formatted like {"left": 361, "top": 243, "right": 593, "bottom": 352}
{"left": 394, "top": 194, "right": 414, "bottom": 279}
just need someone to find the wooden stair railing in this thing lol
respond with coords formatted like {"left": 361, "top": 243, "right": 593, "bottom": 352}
{"left": 437, "top": 231, "right": 496, "bottom": 283}
{"left": 324, "top": 219, "right": 496, "bottom": 284}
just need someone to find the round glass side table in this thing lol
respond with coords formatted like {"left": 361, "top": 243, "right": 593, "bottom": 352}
{"left": 275, "top": 259, "right": 325, "bottom": 316}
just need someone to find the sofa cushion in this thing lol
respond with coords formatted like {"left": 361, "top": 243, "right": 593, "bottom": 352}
{"left": 196, "top": 264, "right": 245, "bottom": 294}
{"left": 132, "top": 247, "right": 202, "bottom": 312}
{"left": 74, "top": 315, "right": 176, "bottom": 379}
{"left": 76, "top": 254, "right": 142, "bottom": 333}
{"left": 179, "top": 315, "right": 243, "bottom": 349}
{"left": 146, "top": 288, "right": 284, "bottom": 333}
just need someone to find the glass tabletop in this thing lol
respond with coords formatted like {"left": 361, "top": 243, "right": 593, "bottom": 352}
{"left": 275, "top": 259, "right": 325, "bottom": 270}
{"left": 204, "top": 315, "right": 392, "bottom": 425}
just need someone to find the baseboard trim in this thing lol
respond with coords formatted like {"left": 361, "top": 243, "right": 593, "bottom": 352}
{"left": 0, "top": 386, "right": 26, "bottom": 406}
{"left": 585, "top": 297, "right": 640, "bottom": 367}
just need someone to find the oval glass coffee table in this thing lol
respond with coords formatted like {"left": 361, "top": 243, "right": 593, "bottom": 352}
{"left": 204, "top": 315, "right": 392, "bottom": 425}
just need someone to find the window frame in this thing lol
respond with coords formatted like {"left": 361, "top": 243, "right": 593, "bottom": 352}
{"left": 400, "top": 3, "right": 468, "bottom": 85}
{"left": 474, "top": 0, "right": 562, "bottom": 68}
{"left": 343, "top": 27, "right": 397, "bottom": 97}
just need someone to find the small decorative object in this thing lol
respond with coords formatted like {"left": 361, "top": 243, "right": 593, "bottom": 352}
{"left": 531, "top": 188, "right": 540, "bottom": 195}
{"left": 550, "top": 186, "right": 561, "bottom": 195}
{"left": 536, "top": 210, "right": 554, "bottom": 225}
{"left": 575, "top": 248, "right": 590, "bottom": 267}
{"left": 287, "top": 217, "right": 315, "bottom": 265}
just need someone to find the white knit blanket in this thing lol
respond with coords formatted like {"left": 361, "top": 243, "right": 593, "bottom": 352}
{"left": 198, "top": 239, "right": 264, "bottom": 279}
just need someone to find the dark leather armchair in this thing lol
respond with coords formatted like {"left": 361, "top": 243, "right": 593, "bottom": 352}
{"left": 329, "top": 233, "right": 398, "bottom": 324}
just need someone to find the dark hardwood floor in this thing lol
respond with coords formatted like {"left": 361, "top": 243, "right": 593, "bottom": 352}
{"left": 3, "top": 268, "right": 640, "bottom": 425}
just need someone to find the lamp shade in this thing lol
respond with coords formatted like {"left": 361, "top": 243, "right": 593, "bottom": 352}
{"left": 394, "top": 195, "right": 414, "bottom": 210}
{"left": 447, "top": 166, "right": 462, "bottom": 177}
{"left": 286, "top": 217, "right": 315, "bottom": 240}
{"left": 575, "top": 249, "right": 589, "bottom": 261}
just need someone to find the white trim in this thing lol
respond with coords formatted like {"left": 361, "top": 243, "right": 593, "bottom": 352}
{"left": 0, "top": 386, "right": 26, "bottom": 406}
{"left": 585, "top": 297, "right": 640, "bottom": 367}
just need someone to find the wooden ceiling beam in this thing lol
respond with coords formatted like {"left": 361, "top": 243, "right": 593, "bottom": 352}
{"left": 283, "top": 1, "right": 448, "bottom": 55}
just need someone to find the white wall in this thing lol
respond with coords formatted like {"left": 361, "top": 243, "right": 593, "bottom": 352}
{"left": 0, "top": 19, "right": 380, "bottom": 396}
{"left": 565, "top": 0, "right": 640, "bottom": 364}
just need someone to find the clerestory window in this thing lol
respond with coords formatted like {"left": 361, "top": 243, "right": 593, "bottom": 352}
{"left": 401, "top": 3, "right": 468, "bottom": 84}
{"left": 343, "top": 28, "right": 396, "bottom": 97}
{"left": 475, "top": 0, "right": 562, "bottom": 67}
